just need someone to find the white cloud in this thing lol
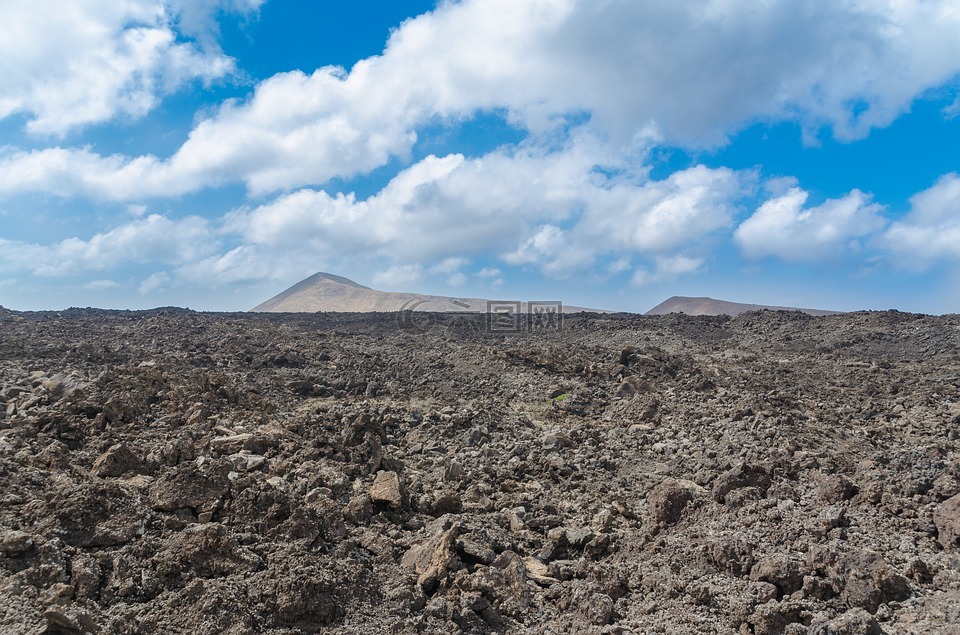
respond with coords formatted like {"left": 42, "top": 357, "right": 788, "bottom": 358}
{"left": 139, "top": 271, "right": 170, "bottom": 295}
{"left": 171, "top": 0, "right": 265, "bottom": 48}
{"left": 2, "top": 0, "right": 959, "bottom": 198}
{"left": 126, "top": 204, "right": 148, "bottom": 218}
{"left": 880, "top": 173, "right": 960, "bottom": 268}
{"left": 176, "top": 245, "right": 267, "bottom": 286}
{"left": 632, "top": 254, "right": 705, "bottom": 286}
{"left": 607, "top": 258, "right": 631, "bottom": 275}
{"left": 223, "top": 142, "right": 747, "bottom": 280}
{"left": 444, "top": 272, "right": 467, "bottom": 287}
{"left": 0, "top": 214, "right": 216, "bottom": 276}
{"left": 373, "top": 265, "right": 423, "bottom": 288}
{"left": 578, "top": 165, "right": 746, "bottom": 254}
{"left": 83, "top": 279, "right": 119, "bottom": 290}
{"left": 501, "top": 225, "right": 597, "bottom": 275}
{"left": 429, "top": 257, "right": 469, "bottom": 287}
{"left": 735, "top": 187, "right": 886, "bottom": 262}
{"left": 0, "top": 0, "right": 262, "bottom": 137}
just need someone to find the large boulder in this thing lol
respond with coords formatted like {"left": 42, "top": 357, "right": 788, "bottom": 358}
{"left": 934, "top": 494, "right": 960, "bottom": 550}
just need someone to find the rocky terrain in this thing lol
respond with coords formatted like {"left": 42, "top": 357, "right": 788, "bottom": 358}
{"left": 1, "top": 306, "right": 959, "bottom": 634}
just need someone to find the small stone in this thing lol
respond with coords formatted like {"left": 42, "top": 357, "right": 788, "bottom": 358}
{"left": 401, "top": 523, "right": 460, "bottom": 593}
{"left": 816, "top": 505, "right": 847, "bottom": 534}
{"left": 648, "top": 478, "right": 696, "bottom": 526}
{"left": 565, "top": 527, "right": 595, "bottom": 549}
{"left": 443, "top": 461, "right": 466, "bottom": 482}
{"left": 815, "top": 474, "right": 859, "bottom": 503}
{"left": 430, "top": 490, "right": 462, "bottom": 514}
{"left": 42, "top": 373, "right": 79, "bottom": 400}
{"left": 458, "top": 538, "right": 495, "bottom": 565}
{"left": 750, "top": 555, "right": 805, "bottom": 597}
{"left": 592, "top": 509, "right": 614, "bottom": 533}
{"left": 712, "top": 463, "right": 771, "bottom": 503}
{"left": 343, "top": 495, "right": 373, "bottom": 524}
{"left": 92, "top": 443, "right": 141, "bottom": 478}
{"left": 210, "top": 433, "right": 252, "bottom": 455}
{"left": 0, "top": 530, "right": 34, "bottom": 555}
{"left": 523, "top": 557, "right": 559, "bottom": 585}
{"left": 43, "top": 608, "right": 82, "bottom": 632}
{"left": 542, "top": 432, "right": 572, "bottom": 450}
{"left": 369, "top": 470, "right": 404, "bottom": 508}
{"left": 831, "top": 551, "right": 910, "bottom": 613}
{"left": 808, "top": 607, "right": 884, "bottom": 634}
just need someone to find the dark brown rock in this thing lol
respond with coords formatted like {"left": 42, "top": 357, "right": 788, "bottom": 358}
{"left": 934, "top": 493, "right": 960, "bottom": 550}
{"left": 401, "top": 522, "right": 461, "bottom": 594}
{"left": 92, "top": 442, "right": 142, "bottom": 478}
{"left": 815, "top": 474, "right": 859, "bottom": 503}
{"left": 831, "top": 551, "right": 910, "bottom": 613}
{"left": 712, "top": 463, "right": 771, "bottom": 503}
{"left": 648, "top": 478, "right": 696, "bottom": 526}
{"left": 369, "top": 470, "right": 404, "bottom": 509}
{"left": 148, "top": 461, "right": 230, "bottom": 512}
{"left": 750, "top": 554, "right": 805, "bottom": 597}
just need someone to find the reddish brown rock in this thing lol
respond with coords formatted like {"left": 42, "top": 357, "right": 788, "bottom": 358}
{"left": 934, "top": 494, "right": 960, "bottom": 550}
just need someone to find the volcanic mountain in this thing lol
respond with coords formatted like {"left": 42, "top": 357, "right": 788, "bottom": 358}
{"left": 250, "top": 272, "right": 603, "bottom": 313}
{"left": 646, "top": 295, "right": 840, "bottom": 317}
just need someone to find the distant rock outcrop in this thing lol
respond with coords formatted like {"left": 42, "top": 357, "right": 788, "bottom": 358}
{"left": 645, "top": 296, "right": 839, "bottom": 317}
{"left": 251, "top": 272, "right": 603, "bottom": 313}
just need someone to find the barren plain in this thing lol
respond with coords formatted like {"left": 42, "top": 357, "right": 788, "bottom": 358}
{"left": 1, "top": 307, "right": 959, "bottom": 634}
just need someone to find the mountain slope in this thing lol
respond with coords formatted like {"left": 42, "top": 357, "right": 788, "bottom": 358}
{"left": 250, "top": 272, "right": 603, "bottom": 313}
{"left": 645, "top": 295, "right": 840, "bottom": 317}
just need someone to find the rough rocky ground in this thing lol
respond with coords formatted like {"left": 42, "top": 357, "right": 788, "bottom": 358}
{"left": 1, "top": 307, "right": 959, "bottom": 634}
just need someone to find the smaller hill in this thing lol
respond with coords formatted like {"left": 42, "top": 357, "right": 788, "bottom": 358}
{"left": 646, "top": 296, "right": 839, "bottom": 317}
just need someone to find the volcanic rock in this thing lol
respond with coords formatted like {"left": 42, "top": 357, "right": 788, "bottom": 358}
{"left": 934, "top": 493, "right": 960, "bottom": 550}
{"left": 0, "top": 306, "right": 958, "bottom": 632}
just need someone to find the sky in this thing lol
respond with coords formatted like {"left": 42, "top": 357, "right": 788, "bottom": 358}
{"left": 1, "top": 0, "right": 959, "bottom": 314}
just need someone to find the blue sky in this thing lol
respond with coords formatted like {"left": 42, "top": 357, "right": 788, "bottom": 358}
{"left": 1, "top": 0, "right": 959, "bottom": 313}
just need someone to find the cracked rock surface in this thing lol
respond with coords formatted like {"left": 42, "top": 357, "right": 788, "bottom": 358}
{"left": 0, "top": 307, "right": 959, "bottom": 633}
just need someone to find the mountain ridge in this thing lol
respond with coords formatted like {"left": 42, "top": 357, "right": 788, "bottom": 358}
{"left": 250, "top": 272, "right": 605, "bottom": 313}
{"left": 251, "top": 273, "right": 840, "bottom": 316}
{"left": 646, "top": 295, "right": 840, "bottom": 317}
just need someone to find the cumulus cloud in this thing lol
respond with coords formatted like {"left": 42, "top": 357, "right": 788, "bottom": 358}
{"left": 0, "top": 214, "right": 216, "bottom": 276}
{"left": 735, "top": 187, "right": 886, "bottom": 262}
{"left": 83, "top": 279, "right": 120, "bottom": 290}
{"left": 429, "top": 258, "right": 469, "bottom": 287}
{"left": 880, "top": 173, "right": 960, "bottom": 268}
{"left": 0, "top": 0, "right": 262, "bottom": 136}
{"left": 373, "top": 265, "right": 424, "bottom": 288}
{"left": 3, "top": 0, "right": 959, "bottom": 199}
{"left": 139, "top": 271, "right": 170, "bottom": 295}
{"left": 632, "top": 254, "right": 705, "bottom": 286}
{"left": 578, "top": 166, "right": 745, "bottom": 254}
{"left": 223, "top": 143, "right": 747, "bottom": 281}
